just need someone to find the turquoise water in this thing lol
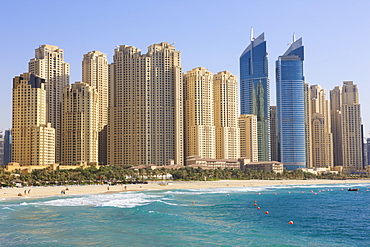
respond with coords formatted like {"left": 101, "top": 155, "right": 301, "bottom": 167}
{"left": 1, "top": 183, "right": 370, "bottom": 246}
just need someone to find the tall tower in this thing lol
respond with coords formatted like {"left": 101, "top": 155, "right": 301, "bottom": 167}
{"left": 239, "top": 114, "right": 258, "bottom": 162}
{"left": 29, "top": 45, "right": 70, "bottom": 163}
{"left": 0, "top": 132, "right": 4, "bottom": 166}
{"left": 340, "top": 81, "right": 362, "bottom": 173}
{"left": 3, "top": 129, "right": 12, "bottom": 165}
{"left": 310, "top": 85, "right": 333, "bottom": 168}
{"left": 276, "top": 37, "right": 306, "bottom": 170}
{"left": 240, "top": 32, "right": 270, "bottom": 161}
{"left": 62, "top": 82, "right": 99, "bottom": 165}
{"left": 269, "top": 106, "right": 278, "bottom": 161}
{"left": 214, "top": 71, "right": 240, "bottom": 159}
{"left": 184, "top": 67, "right": 215, "bottom": 159}
{"left": 108, "top": 42, "right": 183, "bottom": 166}
{"left": 12, "top": 73, "right": 55, "bottom": 166}
{"left": 330, "top": 86, "right": 343, "bottom": 166}
{"left": 82, "top": 51, "right": 108, "bottom": 165}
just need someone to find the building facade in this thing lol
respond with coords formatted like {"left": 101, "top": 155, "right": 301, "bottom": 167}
{"left": 4, "top": 129, "right": 12, "bottom": 165}
{"left": 269, "top": 106, "right": 279, "bottom": 161}
{"left": 82, "top": 50, "right": 109, "bottom": 165}
{"left": 108, "top": 42, "right": 183, "bottom": 166}
{"left": 240, "top": 31, "right": 270, "bottom": 161}
{"left": 0, "top": 132, "right": 4, "bottom": 166}
{"left": 12, "top": 73, "right": 55, "bottom": 166}
{"left": 184, "top": 67, "right": 216, "bottom": 159}
{"left": 29, "top": 45, "right": 70, "bottom": 163}
{"left": 62, "top": 82, "right": 99, "bottom": 165}
{"left": 276, "top": 37, "right": 306, "bottom": 170}
{"left": 310, "top": 85, "right": 333, "bottom": 168}
{"left": 213, "top": 71, "right": 240, "bottom": 159}
{"left": 239, "top": 114, "right": 258, "bottom": 162}
{"left": 330, "top": 86, "right": 343, "bottom": 167}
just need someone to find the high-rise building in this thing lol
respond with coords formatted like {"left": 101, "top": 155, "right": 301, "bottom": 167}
{"left": 330, "top": 86, "right": 343, "bottom": 166}
{"left": 108, "top": 42, "right": 183, "bottom": 166}
{"left": 340, "top": 81, "right": 362, "bottom": 173}
{"left": 82, "top": 51, "right": 108, "bottom": 165}
{"left": 62, "top": 82, "right": 99, "bottom": 165}
{"left": 4, "top": 129, "right": 12, "bottom": 165}
{"left": 29, "top": 45, "right": 70, "bottom": 163}
{"left": 0, "top": 132, "right": 4, "bottom": 166}
{"left": 214, "top": 71, "right": 240, "bottom": 159}
{"left": 276, "top": 37, "right": 306, "bottom": 170}
{"left": 304, "top": 83, "right": 313, "bottom": 168}
{"left": 184, "top": 67, "right": 216, "bottom": 159}
{"left": 12, "top": 73, "right": 55, "bottom": 166}
{"left": 269, "top": 106, "right": 278, "bottom": 161}
{"left": 239, "top": 114, "right": 258, "bottom": 162}
{"left": 310, "top": 85, "right": 333, "bottom": 168}
{"left": 240, "top": 31, "right": 270, "bottom": 161}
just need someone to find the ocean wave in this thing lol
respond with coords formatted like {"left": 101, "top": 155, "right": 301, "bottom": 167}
{"left": 36, "top": 192, "right": 164, "bottom": 208}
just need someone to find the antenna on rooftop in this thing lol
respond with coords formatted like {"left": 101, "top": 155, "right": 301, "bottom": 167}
{"left": 250, "top": 27, "right": 254, "bottom": 41}
{"left": 293, "top": 33, "right": 296, "bottom": 43}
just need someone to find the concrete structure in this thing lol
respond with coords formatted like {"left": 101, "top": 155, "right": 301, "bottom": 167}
{"left": 4, "top": 129, "right": 12, "bottom": 165}
{"left": 108, "top": 42, "right": 183, "bottom": 166}
{"left": 0, "top": 132, "right": 4, "bottom": 166}
{"left": 12, "top": 73, "right": 55, "bottom": 166}
{"left": 276, "top": 36, "right": 306, "bottom": 169}
{"left": 269, "top": 106, "right": 278, "bottom": 162}
{"left": 240, "top": 31, "right": 270, "bottom": 161}
{"left": 62, "top": 82, "right": 99, "bottom": 165}
{"left": 214, "top": 71, "right": 240, "bottom": 159}
{"left": 239, "top": 159, "right": 283, "bottom": 173}
{"left": 186, "top": 156, "right": 240, "bottom": 169}
{"left": 310, "top": 85, "right": 333, "bottom": 168}
{"left": 239, "top": 114, "right": 258, "bottom": 162}
{"left": 82, "top": 51, "right": 109, "bottom": 165}
{"left": 5, "top": 162, "right": 99, "bottom": 174}
{"left": 184, "top": 67, "right": 216, "bottom": 159}
{"left": 29, "top": 45, "right": 70, "bottom": 163}
{"left": 330, "top": 86, "right": 343, "bottom": 166}
{"left": 304, "top": 83, "right": 313, "bottom": 168}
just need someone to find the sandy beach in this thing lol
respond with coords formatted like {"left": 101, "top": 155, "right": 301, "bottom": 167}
{"left": 1, "top": 179, "right": 370, "bottom": 200}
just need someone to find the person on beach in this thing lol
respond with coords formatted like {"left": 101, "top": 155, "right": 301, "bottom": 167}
{"left": 18, "top": 193, "right": 22, "bottom": 196}
{"left": 124, "top": 186, "right": 127, "bottom": 190}
{"left": 28, "top": 189, "right": 31, "bottom": 194}
{"left": 107, "top": 186, "right": 110, "bottom": 191}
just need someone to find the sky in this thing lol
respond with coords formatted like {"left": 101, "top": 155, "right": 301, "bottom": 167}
{"left": 1, "top": 0, "right": 370, "bottom": 136}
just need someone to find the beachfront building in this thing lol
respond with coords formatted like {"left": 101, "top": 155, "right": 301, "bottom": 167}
{"left": 28, "top": 45, "right": 70, "bottom": 163}
{"left": 12, "top": 73, "right": 55, "bottom": 166}
{"left": 108, "top": 42, "right": 183, "bottom": 166}
{"left": 213, "top": 71, "right": 240, "bottom": 159}
{"left": 276, "top": 36, "right": 306, "bottom": 170}
{"left": 62, "top": 82, "right": 99, "bottom": 165}
{"left": 330, "top": 81, "right": 362, "bottom": 173}
{"left": 269, "top": 106, "right": 279, "bottom": 162}
{"left": 82, "top": 51, "right": 109, "bottom": 165}
{"left": 0, "top": 132, "right": 4, "bottom": 166}
{"left": 310, "top": 85, "right": 333, "bottom": 168}
{"left": 240, "top": 30, "right": 270, "bottom": 161}
{"left": 184, "top": 67, "right": 216, "bottom": 159}
{"left": 239, "top": 114, "right": 258, "bottom": 162}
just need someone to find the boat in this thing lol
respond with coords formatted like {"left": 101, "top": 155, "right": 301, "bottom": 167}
{"left": 348, "top": 188, "right": 359, "bottom": 191}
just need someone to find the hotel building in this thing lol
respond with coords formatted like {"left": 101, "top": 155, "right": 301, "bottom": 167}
{"left": 239, "top": 114, "right": 258, "bottom": 162}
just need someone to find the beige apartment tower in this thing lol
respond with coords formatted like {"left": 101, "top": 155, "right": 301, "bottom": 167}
{"left": 330, "top": 86, "right": 343, "bottom": 167}
{"left": 213, "top": 71, "right": 240, "bottom": 159}
{"left": 184, "top": 67, "right": 216, "bottom": 159}
{"left": 239, "top": 114, "right": 258, "bottom": 162}
{"left": 82, "top": 51, "right": 108, "bottom": 165}
{"left": 108, "top": 42, "right": 183, "bottom": 166}
{"left": 29, "top": 45, "right": 70, "bottom": 163}
{"left": 12, "top": 73, "right": 55, "bottom": 166}
{"left": 62, "top": 82, "right": 99, "bottom": 165}
{"left": 310, "top": 85, "right": 333, "bottom": 168}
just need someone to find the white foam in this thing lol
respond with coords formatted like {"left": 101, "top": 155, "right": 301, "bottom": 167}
{"left": 37, "top": 192, "right": 163, "bottom": 208}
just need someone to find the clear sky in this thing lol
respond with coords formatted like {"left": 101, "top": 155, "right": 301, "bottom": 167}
{"left": 1, "top": 0, "right": 370, "bottom": 136}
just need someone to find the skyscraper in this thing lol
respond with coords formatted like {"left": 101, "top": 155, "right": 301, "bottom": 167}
{"left": 4, "top": 129, "right": 12, "bottom": 165}
{"left": 240, "top": 31, "right": 270, "bottom": 161}
{"left": 276, "top": 37, "right": 306, "bottom": 170}
{"left": 108, "top": 42, "right": 183, "bottom": 166}
{"left": 330, "top": 86, "right": 343, "bottom": 166}
{"left": 184, "top": 67, "right": 216, "bottom": 159}
{"left": 82, "top": 51, "right": 108, "bottom": 165}
{"left": 239, "top": 114, "right": 258, "bottom": 162}
{"left": 269, "top": 106, "right": 278, "bottom": 162}
{"left": 0, "top": 132, "right": 4, "bottom": 166}
{"left": 214, "top": 71, "right": 240, "bottom": 159}
{"left": 12, "top": 73, "right": 55, "bottom": 166}
{"left": 29, "top": 45, "right": 70, "bottom": 163}
{"left": 62, "top": 82, "right": 99, "bottom": 165}
{"left": 310, "top": 85, "right": 333, "bottom": 168}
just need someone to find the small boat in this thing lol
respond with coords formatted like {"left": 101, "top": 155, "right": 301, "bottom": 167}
{"left": 348, "top": 188, "right": 359, "bottom": 191}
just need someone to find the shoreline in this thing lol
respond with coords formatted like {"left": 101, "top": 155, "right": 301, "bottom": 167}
{"left": 1, "top": 179, "right": 370, "bottom": 200}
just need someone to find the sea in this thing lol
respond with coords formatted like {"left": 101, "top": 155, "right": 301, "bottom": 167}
{"left": 1, "top": 182, "right": 370, "bottom": 247}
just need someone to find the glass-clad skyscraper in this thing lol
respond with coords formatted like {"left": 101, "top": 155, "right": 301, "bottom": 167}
{"left": 276, "top": 37, "right": 306, "bottom": 170}
{"left": 240, "top": 32, "right": 270, "bottom": 161}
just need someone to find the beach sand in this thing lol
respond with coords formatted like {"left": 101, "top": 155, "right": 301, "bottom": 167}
{"left": 1, "top": 179, "right": 370, "bottom": 200}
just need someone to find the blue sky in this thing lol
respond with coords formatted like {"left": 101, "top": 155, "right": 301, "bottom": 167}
{"left": 1, "top": 0, "right": 370, "bottom": 135}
